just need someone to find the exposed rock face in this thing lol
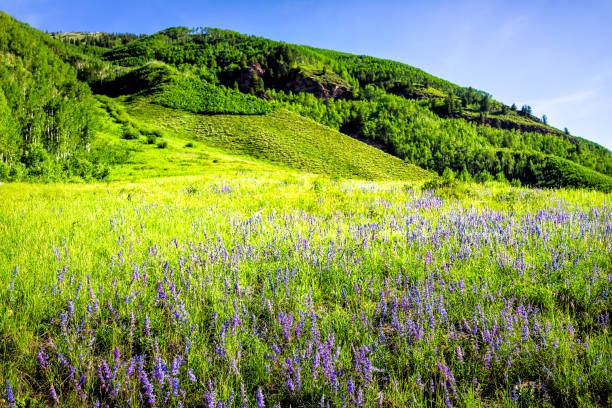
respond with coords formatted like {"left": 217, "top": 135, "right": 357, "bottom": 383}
{"left": 284, "top": 68, "right": 351, "bottom": 99}
{"left": 236, "top": 63, "right": 271, "bottom": 100}
{"left": 237, "top": 63, "right": 264, "bottom": 93}
{"left": 236, "top": 63, "right": 350, "bottom": 100}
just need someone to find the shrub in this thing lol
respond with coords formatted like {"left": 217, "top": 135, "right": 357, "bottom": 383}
{"left": 157, "top": 140, "right": 168, "bottom": 149}
{"left": 0, "top": 161, "right": 9, "bottom": 181}
{"left": 123, "top": 124, "right": 140, "bottom": 140}
{"left": 510, "top": 178, "right": 522, "bottom": 187}
{"left": 8, "top": 162, "right": 26, "bottom": 181}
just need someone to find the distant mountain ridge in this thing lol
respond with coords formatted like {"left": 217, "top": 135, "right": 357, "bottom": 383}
{"left": 1, "top": 12, "right": 612, "bottom": 191}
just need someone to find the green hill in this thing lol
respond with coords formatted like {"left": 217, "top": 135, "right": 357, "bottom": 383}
{"left": 124, "top": 97, "right": 430, "bottom": 181}
{"left": 89, "top": 26, "right": 612, "bottom": 190}
{"left": 1, "top": 12, "right": 611, "bottom": 192}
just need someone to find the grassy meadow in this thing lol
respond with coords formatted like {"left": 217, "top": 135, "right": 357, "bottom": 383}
{"left": 1, "top": 172, "right": 610, "bottom": 407}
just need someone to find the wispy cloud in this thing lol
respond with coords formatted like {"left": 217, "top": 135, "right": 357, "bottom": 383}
{"left": 528, "top": 90, "right": 596, "bottom": 107}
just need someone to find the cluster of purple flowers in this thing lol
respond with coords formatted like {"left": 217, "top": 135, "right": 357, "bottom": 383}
{"left": 3, "top": 183, "right": 611, "bottom": 407}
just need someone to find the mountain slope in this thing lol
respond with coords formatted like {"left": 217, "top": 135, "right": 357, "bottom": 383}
{"left": 85, "top": 26, "right": 612, "bottom": 190}
{"left": 112, "top": 96, "right": 431, "bottom": 181}
{"left": 2, "top": 13, "right": 611, "bottom": 191}
{"left": 0, "top": 16, "right": 430, "bottom": 183}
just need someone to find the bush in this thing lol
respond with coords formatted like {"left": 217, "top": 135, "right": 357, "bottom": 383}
{"left": 93, "top": 164, "right": 110, "bottom": 180}
{"left": 441, "top": 167, "right": 455, "bottom": 181}
{"left": 0, "top": 161, "right": 9, "bottom": 181}
{"left": 8, "top": 162, "right": 26, "bottom": 181}
{"left": 146, "top": 134, "right": 156, "bottom": 144}
{"left": 157, "top": 140, "right": 168, "bottom": 149}
{"left": 422, "top": 176, "right": 471, "bottom": 199}
{"left": 123, "top": 124, "right": 141, "bottom": 140}
{"left": 511, "top": 178, "right": 522, "bottom": 187}
{"left": 21, "top": 144, "right": 54, "bottom": 178}
{"left": 474, "top": 170, "right": 493, "bottom": 183}
{"left": 423, "top": 176, "right": 457, "bottom": 191}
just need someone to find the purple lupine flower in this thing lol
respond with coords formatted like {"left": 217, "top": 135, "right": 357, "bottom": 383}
{"left": 38, "top": 346, "right": 49, "bottom": 370}
{"left": 256, "top": 387, "right": 265, "bottom": 408}
{"left": 240, "top": 383, "right": 248, "bottom": 408}
{"left": 138, "top": 361, "right": 156, "bottom": 407}
{"left": 377, "top": 391, "right": 384, "bottom": 407}
{"left": 416, "top": 373, "right": 424, "bottom": 390}
{"left": 50, "top": 384, "right": 60, "bottom": 404}
{"left": 128, "top": 310, "right": 135, "bottom": 344}
{"left": 171, "top": 378, "right": 180, "bottom": 398}
{"left": 456, "top": 345, "right": 464, "bottom": 364}
{"left": 8, "top": 266, "right": 17, "bottom": 296}
{"left": 205, "top": 380, "right": 216, "bottom": 408}
{"left": 114, "top": 347, "right": 121, "bottom": 367}
{"left": 356, "top": 387, "right": 363, "bottom": 406}
{"left": 5, "top": 381, "right": 15, "bottom": 407}
{"left": 188, "top": 369, "right": 197, "bottom": 382}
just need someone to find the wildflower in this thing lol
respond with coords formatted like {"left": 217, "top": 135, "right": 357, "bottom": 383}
{"left": 240, "top": 383, "right": 248, "bottom": 408}
{"left": 5, "top": 381, "right": 15, "bottom": 407}
{"left": 455, "top": 345, "right": 464, "bottom": 363}
{"left": 356, "top": 387, "right": 363, "bottom": 406}
{"left": 50, "top": 384, "right": 60, "bottom": 404}
{"left": 37, "top": 346, "right": 49, "bottom": 370}
{"left": 256, "top": 387, "right": 265, "bottom": 408}
{"left": 377, "top": 391, "right": 384, "bottom": 407}
{"left": 348, "top": 377, "right": 355, "bottom": 396}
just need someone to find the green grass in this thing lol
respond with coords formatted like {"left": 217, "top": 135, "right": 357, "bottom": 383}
{"left": 89, "top": 97, "right": 285, "bottom": 182}
{"left": 0, "top": 176, "right": 610, "bottom": 407}
{"left": 125, "top": 97, "right": 432, "bottom": 181}
{"left": 86, "top": 95, "right": 431, "bottom": 183}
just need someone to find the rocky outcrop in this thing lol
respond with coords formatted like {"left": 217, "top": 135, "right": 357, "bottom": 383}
{"left": 283, "top": 68, "right": 351, "bottom": 99}
{"left": 236, "top": 63, "right": 272, "bottom": 100}
{"left": 236, "top": 63, "right": 264, "bottom": 93}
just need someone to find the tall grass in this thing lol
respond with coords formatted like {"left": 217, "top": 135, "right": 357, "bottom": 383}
{"left": 0, "top": 176, "right": 610, "bottom": 407}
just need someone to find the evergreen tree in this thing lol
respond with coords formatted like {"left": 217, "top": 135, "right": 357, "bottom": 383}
{"left": 520, "top": 105, "right": 532, "bottom": 116}
{"left": 480, "top": 95, "right": 490, "bottom": 114}
{"left": 444, "top": 91, "right": 456, "bottom": 117}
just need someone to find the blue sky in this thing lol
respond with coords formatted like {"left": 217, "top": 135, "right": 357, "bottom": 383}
{"left": 3, "top": 0, "right": 612, "bottom": 149}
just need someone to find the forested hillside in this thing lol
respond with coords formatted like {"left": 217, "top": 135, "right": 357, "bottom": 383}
{"left": 0, "top": 13, "right": 108, "bottom": 180}
{"left": 87, "top": 25, "right": 612, "bottom": 190}
{"left": 1, "top": 12, "right": 612, "bottom": 191}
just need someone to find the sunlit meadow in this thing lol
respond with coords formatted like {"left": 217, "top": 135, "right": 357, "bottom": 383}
{"left": 0, "top": 174, "right": 610, "bottom": 407}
